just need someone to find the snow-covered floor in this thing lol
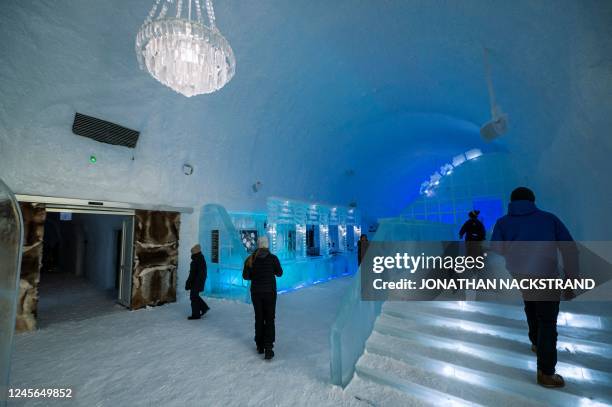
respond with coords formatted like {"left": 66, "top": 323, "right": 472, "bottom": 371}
{"left": 36, "top": 271, "right": 123, "bottom": 328}
{"left": 9, "top": 277, "right": 362, "bottom": 407}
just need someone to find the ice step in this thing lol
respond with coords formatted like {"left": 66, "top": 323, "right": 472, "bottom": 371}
{"left": 369, "top": 327, "right": 612, "bottom": 404}
{"left": 376, "top": 312, "right": 612, "bottom": 375}
{"left": 349, "top": 364, "right": 483, "bottom": 407}
{"left": 354, "top": 352, "right": 545, "bottom": 407}
{"left": 374, "top": 319, "right": 612, "bottom": 385}
{"left": 384, "top": 301, "right": 612, "bottom": 342}
{"left": 346, "top": 374, "right": 430, "bottom": 407}
{"left": 363, "top": 344, "right": 611, "bottom": 407}
{"left": 399, "top": 301, "right": 612, "bottom": 332}
{"left": 382, "top": 306, "right": 612, "bottom": 360}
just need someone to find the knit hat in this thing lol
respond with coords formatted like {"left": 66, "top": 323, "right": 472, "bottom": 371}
{"left": 191, "top": 244, "right": 201, "bottom": 254}
{"left": 469, "top": 210, "right": 480, "bottom": 218}
{"left": 257, "top": 236, "right": 269, "bottom": 249}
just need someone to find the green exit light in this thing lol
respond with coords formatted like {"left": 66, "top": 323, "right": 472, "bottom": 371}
{"left": 89, "top": 155, "right": 97, "bottom": 163}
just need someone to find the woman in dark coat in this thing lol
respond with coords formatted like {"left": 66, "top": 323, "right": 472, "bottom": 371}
{"left": 242, "top": 236, "right": 283, "bottom": 360}
{"left": 185, "top": 244, "right": 209, "bottom": 320}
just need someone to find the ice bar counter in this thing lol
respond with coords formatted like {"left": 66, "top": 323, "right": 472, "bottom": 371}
{"left": 199, "top": 198, "right": 360, "bottom": 300}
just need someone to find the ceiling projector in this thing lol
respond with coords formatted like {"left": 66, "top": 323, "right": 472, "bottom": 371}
{"left": 480, "top": 113, "right": 508, "bottom": 141}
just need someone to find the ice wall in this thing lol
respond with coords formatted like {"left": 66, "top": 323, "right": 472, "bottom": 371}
{"left": 0, "top": 179, "right": 22, "bottom": 405}
{"left": 0, "top": 0, "right": 611, "bottom": 244}
{"left": 402, "top": 151, "right": 518, "bottom": 232}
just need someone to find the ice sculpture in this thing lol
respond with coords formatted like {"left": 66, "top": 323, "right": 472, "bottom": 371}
{"left": 266, "top": 198, "right": 359, "bottom": 293}
{"left": 0, "top": 178, "right": 23, "bottom": 405}
{"left": 199, "top": 199, "right": 361, "bottom": 300}
{"left": 330, "top": 218, "right": 456, "bottom": 386}
{"left": 199, "top": 204, "right": 250, "bottom": 300}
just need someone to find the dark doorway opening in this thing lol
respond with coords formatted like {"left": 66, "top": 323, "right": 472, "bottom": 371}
{"left": 38, "top": 212, "right": 132, "bottom": 327}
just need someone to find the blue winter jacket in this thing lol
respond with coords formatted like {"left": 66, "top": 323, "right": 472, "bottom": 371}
{"left": 491, "top": 200, "right": 579, "bottom": 278}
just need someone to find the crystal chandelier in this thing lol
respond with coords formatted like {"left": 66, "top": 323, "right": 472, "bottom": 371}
{"left": 135, "top": 0, "right": 236, "bottom": 97}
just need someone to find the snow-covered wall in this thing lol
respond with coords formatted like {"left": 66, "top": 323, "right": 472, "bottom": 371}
{"left": 1, "top": 0, "right": 611, "bottom": 245}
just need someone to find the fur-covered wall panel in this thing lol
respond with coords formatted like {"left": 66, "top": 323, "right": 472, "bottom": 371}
{"left": 131, "top": 210, "right": 180, "bottom": 309}
{"left": 16, "top": 202, "right": 45, "bottom": 332}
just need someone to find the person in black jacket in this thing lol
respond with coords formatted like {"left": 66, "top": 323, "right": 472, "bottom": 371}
{"left": 242, "top": 236, "right": 283, "bottom": 360}
{"left": 357, "top": 234, "right": 369, "bottom": 266}
{"left": 459, "top": 210, "right": 486, "bottom": 261}
{"left": 185, "top": 244, "right": 209, "bottom": 320}
{"left": 459, "top": 210, "right": 486, "bottom": 242}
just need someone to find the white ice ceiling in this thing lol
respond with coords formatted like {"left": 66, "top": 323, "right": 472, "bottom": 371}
{"left": 1, "top": 0, "right": 611, "bottom": 238}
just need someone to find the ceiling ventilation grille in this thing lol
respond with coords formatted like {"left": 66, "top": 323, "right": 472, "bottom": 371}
{"left": 72, "top": 113, "right": 140, "bottom": 148}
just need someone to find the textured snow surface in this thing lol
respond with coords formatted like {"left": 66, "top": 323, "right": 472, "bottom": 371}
{"left": 1, "top": 0, "right": 611, "bottom": 237}
{"left": 36, "top": 272, "right": 124, "bottom": 329}
{"left": 9, "top": 277, "right": 362, "bottom": 407}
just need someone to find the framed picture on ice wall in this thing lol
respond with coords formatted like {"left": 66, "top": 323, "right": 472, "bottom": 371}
{"left": 240, "top": 230, "right": 258, "bottom": 253}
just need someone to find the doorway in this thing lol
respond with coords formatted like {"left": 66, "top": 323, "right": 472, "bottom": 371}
{"left": 38, "top": 211, "right": 134, "bottom": 327}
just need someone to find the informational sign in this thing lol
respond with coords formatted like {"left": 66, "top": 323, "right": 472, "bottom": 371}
{"left": 211, "top": 230, "right": 219, "bottom": 263}
{"left": 60, "top": 212, "right": 72, "bottom": 221}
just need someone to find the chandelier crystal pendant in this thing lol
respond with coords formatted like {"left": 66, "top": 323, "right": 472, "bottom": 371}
{"left": 135, "top": 0, "right": 236, "bottom": 97}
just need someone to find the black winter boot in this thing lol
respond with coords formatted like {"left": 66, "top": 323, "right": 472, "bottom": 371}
{"left": 264, "top": 349, "right": 274, "bottom": 360}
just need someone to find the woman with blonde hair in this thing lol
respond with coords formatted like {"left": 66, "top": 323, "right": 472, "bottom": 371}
{"left": 242, "top": 236, "right": 283, "bottom": 360}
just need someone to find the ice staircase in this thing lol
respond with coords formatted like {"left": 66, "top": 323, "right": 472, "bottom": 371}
{"left": 345, "top": 301, "right": 612, "bottom": 406}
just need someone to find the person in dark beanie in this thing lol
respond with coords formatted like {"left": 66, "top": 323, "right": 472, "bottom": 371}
{"left": 491, "top": 187, "right": 579, "bottom": 388}
{"left": 242, "top": 236, "right": 283, "bottom": 360}
{"left": 459, "top": 210, "right": 486, "bottom": 242}
{"left": 459, "top": 210, "right": 486, "bottom": 262}
{"left": 185, "top": 244, "right": 209, "bottom": 320}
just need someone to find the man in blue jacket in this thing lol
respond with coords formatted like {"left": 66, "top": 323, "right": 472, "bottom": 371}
{"left": 491, "top": 187, "right": 578, "bottom": 388}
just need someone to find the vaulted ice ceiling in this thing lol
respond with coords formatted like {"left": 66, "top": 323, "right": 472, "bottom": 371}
{"left": 1, "top": 0, "right": 611, "bottom": 238}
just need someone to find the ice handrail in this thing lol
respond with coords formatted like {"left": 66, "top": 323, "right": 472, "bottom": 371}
{"left": 329, "top": 218, "right": 457, "bottom": 387}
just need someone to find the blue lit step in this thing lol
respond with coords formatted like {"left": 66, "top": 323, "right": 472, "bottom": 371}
{"left": 369, "top": 327, "right": 612, "bottom": 404}
{"left": 386, "top": 301, "right": 612, "bottom": 339}
{"left": 351, "top": 363, "right": 484, "bottom": 407}
{"left": 373, "top": 320, "right": 612, "bottom": 385}
{"left": 376, "top": 312, "right": 612, "bottom": 375}
{"left": 381, "top": 306, "right": 612, "bottom": 361}
{"left": 355, "top": 351, "right": 546, "bottom": 407}
{"left": 363, "top": 344, "right": 610, "bottom": 407}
